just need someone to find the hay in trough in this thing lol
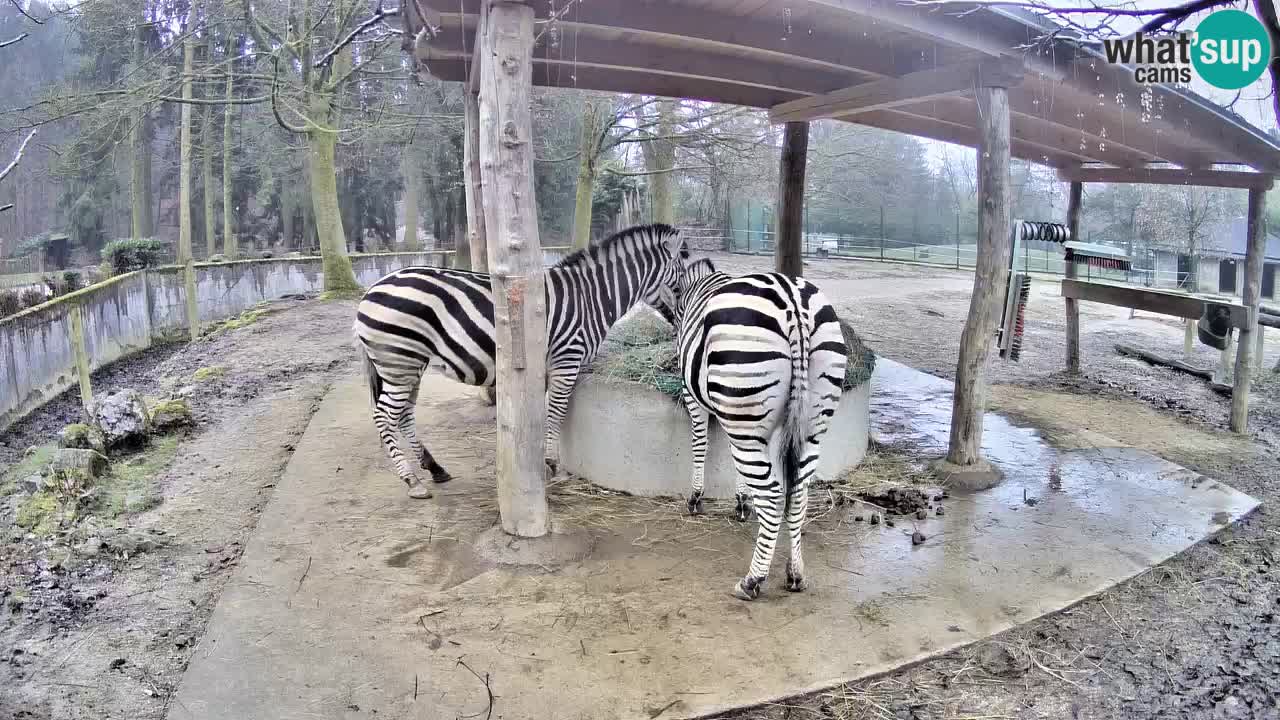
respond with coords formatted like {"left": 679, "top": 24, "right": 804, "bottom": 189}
{"left": 589, "top": 310, "right": 876, "bottom": 398}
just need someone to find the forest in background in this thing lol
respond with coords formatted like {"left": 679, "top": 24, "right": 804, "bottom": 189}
{"left": 1, "top": 0, "right": 1277, "bottom": 291}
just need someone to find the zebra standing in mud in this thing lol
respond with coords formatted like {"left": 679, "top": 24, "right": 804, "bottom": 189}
{"left": 675, "top": 258, "right": 847, "bottom": 601}
{"left": 353, "top": 224, "right": 690, "bottom": 499}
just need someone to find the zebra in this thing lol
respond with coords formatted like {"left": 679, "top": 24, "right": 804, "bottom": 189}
{"left": 353, "top": 224, "right": 690, "bottom": 499}
{"left": 673, "top": 257, "right": 847, "bottom": 600}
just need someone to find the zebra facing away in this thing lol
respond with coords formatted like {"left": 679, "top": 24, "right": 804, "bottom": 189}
{"left": 353, "top": 224, "right": 690, "bottom": 499}
{"left": 675, "top": 257, "right": 847, "bottom": 601}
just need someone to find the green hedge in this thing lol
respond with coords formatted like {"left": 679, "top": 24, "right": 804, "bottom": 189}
{"left": 102, "top": 238, "right": 165, "bottom": 273}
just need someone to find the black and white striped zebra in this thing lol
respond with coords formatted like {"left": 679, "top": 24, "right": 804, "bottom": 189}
{"left": 674, "top": 258, "right": 847, "bottom": 600}
{"left": 353, "top": 224, "right": 690, "bottom": 499}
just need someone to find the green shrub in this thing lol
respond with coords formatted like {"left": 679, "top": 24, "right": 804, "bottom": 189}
{"left": 0, "top": 290, "right": 21, "bottom": 317}
{"left": 62, "top": 270, "right": 83, "bottom": 293}
{"left": 19, "top": 288, "right": 46, "bottom": 309}
{"left": 102, "top": 238, "right": 164, "bottom": 273}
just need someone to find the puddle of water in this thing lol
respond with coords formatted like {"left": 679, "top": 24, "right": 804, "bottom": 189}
{"left": 870, "top": 358, "right": 1053, "bottom": 483}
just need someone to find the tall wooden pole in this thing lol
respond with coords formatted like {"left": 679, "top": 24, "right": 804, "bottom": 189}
{"left": 1064, "top": 181, "right": 1083, "bottom": 373}
{"left": 479, "top": 0, "right": 549, "bottom": 537}
{"left": 774, "top": 120, "right": 809, "bottom": 279}
{"left": 946, "top": 79, "right": 1014, "bottom": 469}
{"left": 463, "top": 0, "right": 489, "bottom": 273}
{"left": 1230, "top": 186, "right": 1268, "bottom": 433}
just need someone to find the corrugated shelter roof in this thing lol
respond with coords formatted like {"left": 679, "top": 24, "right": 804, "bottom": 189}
{"left": 413, "top": 0, "right": 1280, "bottom": 175}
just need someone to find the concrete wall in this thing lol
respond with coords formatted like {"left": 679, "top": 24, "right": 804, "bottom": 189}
{"left": 560, "top": 377, "right": 871, "bottom": 499}
{"left": 0, "top": 251, "right": 453, "bottom": 432}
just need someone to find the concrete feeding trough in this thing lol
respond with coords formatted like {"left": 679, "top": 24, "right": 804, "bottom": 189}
{"left": 560, "top": 312, "right": 875, "bottom": 498}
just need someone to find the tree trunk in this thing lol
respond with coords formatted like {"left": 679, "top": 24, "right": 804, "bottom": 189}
{"left": 479, "top": 1, "right": 549, "bottom": 538}
{"left": 222, "top": 68, "right": 236, "bottom": 257}
{"left": 202, "top": 104, "right": 216, "bottom": 258}
{"left": 402, "top": 155, "right": 421, "bottom": 250}
{"left": 452, "top": 187, "right": 471, "bottom": 270}
{"left": 946, "top": 84, "right": 1012, "bottom": 469}
{"left": 282, "top": 189, "right": 295, "bottom": 250}
{"left": 463, "top": 88, "right": 488, "bottom": 271}
{"left": 774, "top": 121, "right": 808, "bottom": 279}
{"left": 641, "top": 100, "right": 677, "bottom": 225}
{"left": 130, "top": 22, "right": 152, "bottom": 240}
{"left": 571, "top": 99, "right": 603, "bottom": 250}
{"left": 308, "top": 126, "right": 359, "bottom": 292}
{"left": 178, "top": 29, "right": 195, "bottom": 262}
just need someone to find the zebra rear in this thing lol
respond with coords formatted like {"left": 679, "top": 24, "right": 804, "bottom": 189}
{"left": 675, "top": 260, "right": 847, "bottom": 600}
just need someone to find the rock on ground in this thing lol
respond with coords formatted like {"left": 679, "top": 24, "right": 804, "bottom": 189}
{"left": 58, "top": 423, "right": 107, "bottom": 454}
{"left": 50, "top": 448, "right": 109, "bottom": 480}
{"left": 92, "top": 390, "right": 152, "bottom": 448}
{"left": 150, "top": 398, "right": 194, "bottom": 432}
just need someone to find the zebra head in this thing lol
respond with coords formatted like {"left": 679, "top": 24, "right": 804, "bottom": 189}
{"left": 672, "top": 257, "right": 718, "bottom": 323}
{"left": 636, "top": 224, "right": 691, "bottom": 326}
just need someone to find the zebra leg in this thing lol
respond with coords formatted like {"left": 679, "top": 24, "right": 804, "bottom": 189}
{"left": 730, "top": 436, "right": 785, "bottom": 601}
{"left": 373, "top": 381, "right": 432, "bottom": 499}
{"left": 543, "top": 363, "right": 581, "bottom": 476}
{"left": 784, "top": 444, "right": 818, "bottom": 592}
{"left": 398, "top": 383, "right": 452, "bottom": 484}
{"left": 734, "top": 477, "right": 753, "bottom": 523}
{"left": 682, "top": 388, "right": 709, "bottom": 515}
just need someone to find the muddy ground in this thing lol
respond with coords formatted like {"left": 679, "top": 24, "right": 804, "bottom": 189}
{"left": 1, "top": 297, "right": 358, "bottom": 720}
{"left": 2, "top": 254, "right": 1278, "bottom": 719}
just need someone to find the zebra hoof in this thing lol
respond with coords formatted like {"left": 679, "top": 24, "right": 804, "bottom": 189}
{"left": 686, "top": 493, "right": 705, "bottom": 516}
{"left": 732, "top": 577, "right": 762, "bottom": 601}
{"left": 406, "top": 481, "right": 434, "bottom": 499}
{"left": 785, "top": 571, "right": 807, "bottom": 593}
{"left": 430, "top": 470, "right": 452, "bottom": 484}
{"left": 734, "top": 495, "right": 752, "bottom": 523}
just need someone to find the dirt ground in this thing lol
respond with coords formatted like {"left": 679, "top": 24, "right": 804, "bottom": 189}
{"left": 1, "top": 296, "right": 358, "bottom": 720}
{"left": 2, "top": 254, "right": 1278, "bottom": 720}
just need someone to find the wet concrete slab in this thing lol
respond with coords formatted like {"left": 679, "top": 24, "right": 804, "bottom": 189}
{"left": 168, "top": 362, "right": 1258, "bottom": 720}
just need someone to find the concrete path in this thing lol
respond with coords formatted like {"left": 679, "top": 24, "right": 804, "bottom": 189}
{"left": 168, "top": 362, "right": 1258, "bottom": 720}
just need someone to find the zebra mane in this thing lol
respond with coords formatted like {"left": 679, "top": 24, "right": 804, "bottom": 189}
{"left": 686, "top": 257, "right": 716, "bottom": 279}
{"left": 552, "top": 223, "right": 681, "bottom": 269}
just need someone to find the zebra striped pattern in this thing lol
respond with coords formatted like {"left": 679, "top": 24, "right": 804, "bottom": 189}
{"left": 353, "top": 224, "right": 689, "bottom": 498}
{"left": 674, "top": 258, "right": 847, "bottom": 600}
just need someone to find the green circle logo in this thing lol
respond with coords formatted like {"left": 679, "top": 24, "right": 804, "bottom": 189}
{"left": 1192, "top": 10, "right": 1271, "bottom": 90}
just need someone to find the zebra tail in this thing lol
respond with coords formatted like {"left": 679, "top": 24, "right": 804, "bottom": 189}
{"left": 358, "top": 340, "right": 383, "bottom": 410}
{"left": 782, "top": 294, "right": 811, "bottom": 515}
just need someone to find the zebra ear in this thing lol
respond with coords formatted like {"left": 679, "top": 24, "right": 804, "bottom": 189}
{"left": 665, "top": 230, "right": 690, "bottom": 259}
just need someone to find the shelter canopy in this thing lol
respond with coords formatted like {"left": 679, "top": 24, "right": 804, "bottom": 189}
{"left": 410, "top": 0, "right": 1280, "bottom": 178}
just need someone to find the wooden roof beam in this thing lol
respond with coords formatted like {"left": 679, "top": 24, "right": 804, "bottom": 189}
{"left": 769, "top": 57, "right": 1023, "bottom": 124}
{"left": 851, "top": 109, "right": 1085, "bottom": 168}
{"left": 429, "top": 23, "right": 857, "bottom": 100}
{"left": 1057, "top": 166, "right": 1275, "bottom": 190}
{"left": 806, "top": 0, "right": 1065, "bottom": 81}
{"left": 424, "top": 0, "right": 919, "bottom": 80}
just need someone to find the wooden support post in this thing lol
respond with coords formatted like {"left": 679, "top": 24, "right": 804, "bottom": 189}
{"left": 1216, "top": 330, "right": 1234, "bottom": 384}
{"left": 945, "top": 81, "right": 1013, "bottom": 475}
{"left": 774, "top": 120, "right": 808, "bottom": 279}
{"left": 463, "top": 2, "right": 489, "bottom": 273}
{"left": 183, "top": 258, "right": 199, "bottom": 342}
{"left": 1230, "top": 187, "right": 1267, "bottom": 433}
{"left": 67, "top": 304, "right": 94, "bottom": 420}
{"left": 1184, "top": 318, "right": 1195, "bottom": 359}
{"left": 479, "top": 0, "right": 549, "bottom": 538}
{"left": 1064, "top": 181, "right": 1082, "bottom": 373}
